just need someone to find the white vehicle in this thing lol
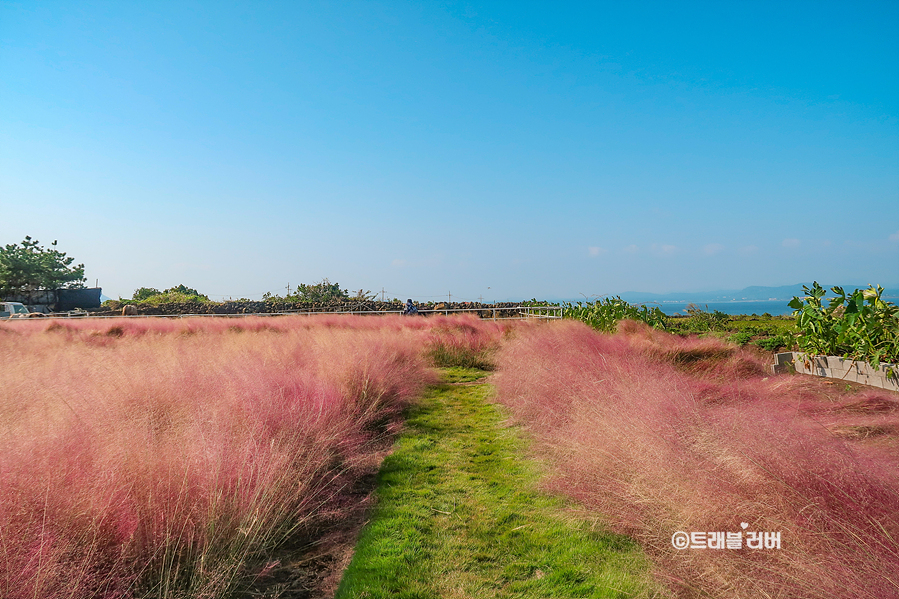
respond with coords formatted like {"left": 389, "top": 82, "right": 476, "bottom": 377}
{"left": 0, "top": 302, "right": 31, "bottom": 318}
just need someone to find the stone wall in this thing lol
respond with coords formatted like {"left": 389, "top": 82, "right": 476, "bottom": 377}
{"left": 91, "top": 300, "right": 540, "bottom": 318}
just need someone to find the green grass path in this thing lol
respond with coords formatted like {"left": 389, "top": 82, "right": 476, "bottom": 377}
{"left": 335, "top": 367, "right": 662, "bottom": 599}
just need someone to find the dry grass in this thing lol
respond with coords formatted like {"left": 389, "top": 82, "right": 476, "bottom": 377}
{"left": 494, "top": 320, "right": 899, "bottom": 598}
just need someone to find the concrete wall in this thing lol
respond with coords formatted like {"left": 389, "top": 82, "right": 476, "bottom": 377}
{"left": 773, "top": 352, "right": 899, "bottom": 392}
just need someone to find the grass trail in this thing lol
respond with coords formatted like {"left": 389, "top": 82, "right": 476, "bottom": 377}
{"left": 335, "top": 367, "right": 664, "bottom": 598}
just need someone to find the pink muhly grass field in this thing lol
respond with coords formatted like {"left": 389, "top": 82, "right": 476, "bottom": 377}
{"left": 0, "top": 315, "right": 485, "bottom": 598}
{"left": 494, "top": 320, "right": 899, "bottom": 599}
{"left": 425, "top": 317, "right": 508, "bottom": 370}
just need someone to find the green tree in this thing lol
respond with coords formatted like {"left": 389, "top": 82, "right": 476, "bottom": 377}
{"left": 294, "top": 278, "right": 349, "bottom": 302}
{"left": 0, "top": 236, "right": 86, "bottom": 293}
{"left": 350, "top": 288, "right": 378, "bottom": 301}
{"left": 163, "top": 284, "right": 207, "bottom": 299}
{"left": 131, "top": 285, "right": 209, "bottom": 303}
{"left": 132, "top": 287, "right": 163, "bottom": 301}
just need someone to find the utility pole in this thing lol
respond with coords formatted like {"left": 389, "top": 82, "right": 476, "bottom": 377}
{"left": 448, "top": 291, "right": 451, "bottom": 304}
{"left": 381, "top": 287, "right": 385, "bottom": 302}
{"left": 286, "top": 283, "right": 290, "bottom": 296}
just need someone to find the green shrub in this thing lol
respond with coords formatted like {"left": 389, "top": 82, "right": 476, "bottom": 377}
{"left": 789, "top": 283, "right": 899, "bottom": 368}
{"left": 132, "top": 287, "right": 162, "bottom": 301}
{"left": 130, "top": 285, "right": 209, "bottom": 304}
{"left": 683, "top": 304, "right": 730, "bottom": 332}
{"left": 728, "top": 331, "right": 754, "bottom": 346}
{"left": 563, "top": 297, "right": 667, "bottom": 332}
{"left": 752, "top": 334, "right": 791, "bottom": 353}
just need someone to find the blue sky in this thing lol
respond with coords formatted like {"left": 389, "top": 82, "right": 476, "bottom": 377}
{"left": 2, "top": 1, "right": 897, "bottom": 302}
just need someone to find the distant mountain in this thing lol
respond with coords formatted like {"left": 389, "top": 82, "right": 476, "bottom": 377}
{"left": 615, "top": 283, "right": 899, "bottom": 304}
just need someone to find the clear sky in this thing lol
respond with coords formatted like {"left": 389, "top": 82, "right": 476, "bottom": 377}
{"left": 2, "top": 1, "right": 897, "bottom": 302}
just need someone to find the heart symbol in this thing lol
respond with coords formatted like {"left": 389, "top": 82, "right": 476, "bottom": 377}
{"left": 740, "top": 522, "right": 749, "bottom": 529}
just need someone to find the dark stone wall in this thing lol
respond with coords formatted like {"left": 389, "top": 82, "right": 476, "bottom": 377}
{"left": 92, "top": 299, "right": 541, "bottom": 317}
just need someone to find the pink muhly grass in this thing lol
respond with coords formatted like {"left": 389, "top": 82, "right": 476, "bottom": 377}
{"left": 494, "top": 320, "right": 899, "bottom": 599}
{"left": 424, "top": 314, "right": 508, "bottom": 370}
{"left": 0, "top": 316, "right": 439, "bottom": 598}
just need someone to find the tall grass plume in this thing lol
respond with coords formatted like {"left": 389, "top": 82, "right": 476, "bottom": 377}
{"left": 494, "top": 320, "right": 899, "bottom": 598}
{"left": 0, "top": 315, "right": 456, "bottom": 598}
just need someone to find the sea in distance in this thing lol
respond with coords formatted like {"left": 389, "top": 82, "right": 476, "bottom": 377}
{"left": 636, "top": 299, "right": 793, "bottom": 316}
{"left": 555, "top": 298, "right": 795, "bottom": 316}
{"left": 552, "top": 284, "right": 897, "bottom": 317}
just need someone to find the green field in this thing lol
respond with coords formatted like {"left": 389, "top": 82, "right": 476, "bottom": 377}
{"left": 667, "top": 313, "right": 796, "bottom": 351}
